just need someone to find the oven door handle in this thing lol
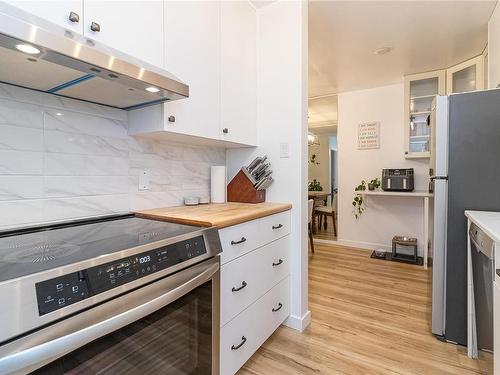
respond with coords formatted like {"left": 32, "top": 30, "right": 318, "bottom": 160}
{"left": 0, "top": 259, "right": 219, "bottom": 375}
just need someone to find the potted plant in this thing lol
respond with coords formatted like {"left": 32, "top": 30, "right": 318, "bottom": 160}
{"left": 308, "top": 179, "right": 323, "bottom": 191}
{"left": 368, "top": 177, "right": 381, "bottom": 191}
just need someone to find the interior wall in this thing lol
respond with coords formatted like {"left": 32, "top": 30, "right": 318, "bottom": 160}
{"left": 330, "top": 134, "right": 338, "bottom": 190}
{"left": 337, "top": 83, "right": 429, "bottom": 254}
{"left": 226, "top": 0, "right": 310, "bottom": 330}
{"left": 488, "top": 1, "right": 500, "bottom": 88}
{"left": 308, "top": 133, "right": 331, "bottom": 191}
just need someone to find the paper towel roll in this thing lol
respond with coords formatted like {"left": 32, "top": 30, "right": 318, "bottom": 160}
{"left": 210, "top": 166, "right": 227, "bottom": 203}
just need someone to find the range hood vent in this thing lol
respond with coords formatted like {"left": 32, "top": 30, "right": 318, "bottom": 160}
{"left": 0, "top": 9, "right": 188, "bottom": 110}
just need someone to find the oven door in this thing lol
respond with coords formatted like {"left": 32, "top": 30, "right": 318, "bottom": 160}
{"left": 0, "top": 257, "right": 220, "bottom": 375}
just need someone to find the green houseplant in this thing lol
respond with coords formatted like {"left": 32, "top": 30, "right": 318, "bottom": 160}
{"left": 308, "top": 179, "right": 323, "bottom": 191}
{"left": 368, "top": 177, "right": 381, "bottom": 191}
{"left": 352, "top": 180, "right": 366, "bottom": 219}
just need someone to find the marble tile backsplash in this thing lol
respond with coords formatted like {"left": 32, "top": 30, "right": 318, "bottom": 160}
{"left": 0, "top": 83, "right": 226, "bottom": 229}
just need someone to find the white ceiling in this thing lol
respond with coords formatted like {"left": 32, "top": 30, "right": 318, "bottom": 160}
{"left": 308, "top": 95, "right": 338, "bottom": 133}
{"left": 309, "top": 0, "right": 497, "bottom": 97}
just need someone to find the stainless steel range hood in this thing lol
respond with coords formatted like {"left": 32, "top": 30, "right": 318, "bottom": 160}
{"left": 0, "top": 6, "right": 188, "bottom": 110}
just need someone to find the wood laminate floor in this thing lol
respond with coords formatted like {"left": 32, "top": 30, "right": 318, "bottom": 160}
{"left": 313, "top": 215, "right": 337, "bottom": 241}
{"left": 237, "top": 243, "right": 492, "bottom": 375}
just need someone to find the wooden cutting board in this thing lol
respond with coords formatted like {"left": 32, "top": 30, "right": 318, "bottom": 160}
{"left": 135, "top": 202, "right": 292, "bottom": 228}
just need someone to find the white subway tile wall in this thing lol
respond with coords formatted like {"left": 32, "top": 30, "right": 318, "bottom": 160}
{"left": 0, "top": 83, "right": 226, "bottom": 229}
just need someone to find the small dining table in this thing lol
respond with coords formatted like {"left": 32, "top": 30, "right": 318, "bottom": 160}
{"left": 308, "top": 191, "right": 332, "bottom": 233}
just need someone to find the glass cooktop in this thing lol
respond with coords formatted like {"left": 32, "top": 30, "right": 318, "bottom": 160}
{"left": 0, "top": 214, "right": 203, "bottom": 282}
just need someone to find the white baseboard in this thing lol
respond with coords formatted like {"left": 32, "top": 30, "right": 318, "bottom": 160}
{"left": 313, "top": 238, "right": 391, "bottom": 251}
{"left": 284, "top": 310, "right": 311, "bottom": 332}
{"left": 313, "top": 238, "right": 426, "bottom": 257}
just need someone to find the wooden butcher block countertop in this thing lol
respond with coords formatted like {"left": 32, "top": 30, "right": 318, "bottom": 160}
{"left": 136, "top": 202, "right": 292, "bottom": 228}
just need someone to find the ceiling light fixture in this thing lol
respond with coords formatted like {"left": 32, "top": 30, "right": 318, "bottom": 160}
{"left": 16, "top": 44, "right": 41, "bottom": 55}
{"left": 373, "top": 46, "right": 392, "bottom": 55}
{"left": 308, "top": 131, "right": 320, "bottom": 146}
{"left": 145, "top": 86, "right": 160, "bottom": 93}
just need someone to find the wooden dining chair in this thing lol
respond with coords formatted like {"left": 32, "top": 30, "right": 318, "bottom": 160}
{"left": 308, "top": 199, "right": 315, "bottom": 253}
{"left": 315, "top": 193, "right": 337, "bottom": 237}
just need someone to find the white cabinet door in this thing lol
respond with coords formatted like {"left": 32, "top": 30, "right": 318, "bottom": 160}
{"left": 220, "top": 0, "right": 257, "bottom": 146}
{"left": 3, "top": 1, "right": 83, "bottom": 34}
{"left": 162, "top": 1, "right": 221, "bottom": 140}
{"left": 446, "top": 55, "right": 484, "bottom": 94}
{"left": 82, "top": 0, "right": 164, "bottom": 68}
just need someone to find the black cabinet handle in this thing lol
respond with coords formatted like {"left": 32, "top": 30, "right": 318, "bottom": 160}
{"left": 231, "top": 336, "right": 247, "bottom": 350}
{"left": 272, "top": 224, "right": 283, "bottom": 230}
{"left": 222, "top": 128, "right": 229, "bottom": 134}
{"left": 232, "top": 281, "right": 247, "bottom": 292}
{"left": 272, "top": 302, "right": 283, "bottom": 312}
{"left": 272, "top": 259, "right": 283, "bottom": 267}
{"left": 168, "top": 115, "right": 175, "bottom": 123}
{"left": 90, "top": 22, "right": 101, "bottom": 32}
{"left": 231, "top": 237, "right": 247, "bottom": 245}
{"left": 69, "top": 11, "right": 80, "bottom": 23}
{"left": 496, "top": 269, "right": 500, "bottom": 277}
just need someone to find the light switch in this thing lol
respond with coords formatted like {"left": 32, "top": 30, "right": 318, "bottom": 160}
{"left": 279, "top": 142, "right": 290, "bottom": 158}
{"left": 139, "top": 170, "right": 150, "bottom": 191}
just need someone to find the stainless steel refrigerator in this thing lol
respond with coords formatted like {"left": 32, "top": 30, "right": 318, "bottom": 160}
{"left": 431, "top": 89, "right": 500, "bottom": 345}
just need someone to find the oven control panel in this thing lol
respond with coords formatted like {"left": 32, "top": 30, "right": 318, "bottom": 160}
{"left": 35, "top": 236, "right": 207, "bottom": 316}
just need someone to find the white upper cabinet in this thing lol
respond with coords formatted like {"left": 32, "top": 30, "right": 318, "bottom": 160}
{"left": 162, "top": 0, "right": 221, "bottom": 140}
{"left": 446, "top": 55, "right": 484, "bottom": 94}
{"left": 82, "top": 1, "right": 164, "bottom": 68}
{"left": 3, "top": 0, "right": 84, "bottom": 34}
{"left": 220, "top": 1, "right": 257, "bottom": 146}
{"left": 404, "top": 70, "right": 446, "bottom": 159}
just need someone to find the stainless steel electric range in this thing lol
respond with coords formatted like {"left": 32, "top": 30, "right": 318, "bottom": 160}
{"left": 0, "top": 214, "right": 222, "bottom": 375}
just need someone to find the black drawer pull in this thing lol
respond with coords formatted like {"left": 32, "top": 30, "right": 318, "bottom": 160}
{"left": 231, "top": 237, "right": 247, "bottom": 245}
{"left": 272, "top": 224, "right": 283, "bottom": 230}
{"left": 232, "top": 281, "right": 247, "bottom": 292}
{"left": 231, "top": 336, "right": 247, "bottom": 350}
{"left": 272, "top": 259, "right": 283, "bottom": 267}
{"left": 272, "top": 302, "right": 283, "bottom": 312}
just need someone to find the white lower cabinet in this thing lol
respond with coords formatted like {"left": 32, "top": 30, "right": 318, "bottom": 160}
{"left": 221, "top": 236, "right": 290, "bottom": 326}
{"left": 219, "top": 220, "right": 260, "bottom": 265}
{"left": 219, "top": 210, "right": 291, "bottom": 375}
{"left": 220, "top": 276, "right": 290, "bottom": 375}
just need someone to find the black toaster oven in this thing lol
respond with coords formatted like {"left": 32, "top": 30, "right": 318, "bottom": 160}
{"left": 382, "top": 169, "right": 414, "bottom": 192}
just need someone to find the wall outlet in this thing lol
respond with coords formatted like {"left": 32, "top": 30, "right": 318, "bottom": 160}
{"left": 279, "top": 142, "right": 290, "bottom": 158}
{"left": 139, "top": 170, "right": 150, "bottom": 191}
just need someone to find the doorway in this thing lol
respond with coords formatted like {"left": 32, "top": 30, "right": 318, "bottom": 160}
{"left": 308, "top": 95, "right": 338, "bottom": 242}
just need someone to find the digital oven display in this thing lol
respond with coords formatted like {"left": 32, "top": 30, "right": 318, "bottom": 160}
{"left": 35, "top": 236, "right": 207, "bottom": 316}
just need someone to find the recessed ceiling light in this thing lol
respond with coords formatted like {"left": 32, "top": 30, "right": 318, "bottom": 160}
{"left": 16, "top": 44, "right": 41, "bottom": 55}
{"left": 373, "top": 47, "right": 392, "bottom": 55}
{"left": 56, "top": 112, "right": 63, "bottom": 116}
{"left": 145, "top": 86, "right": 160, "bottom": 93}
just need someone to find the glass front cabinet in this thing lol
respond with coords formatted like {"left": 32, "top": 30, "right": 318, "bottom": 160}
{"left": 404, "top": 55, "right": 485, "bottom": 159}
{"left": 404, "top": 70, "right": 446, "bottom": 159}
{"left": 446, "top": 55, "right": 485, "bottom": 94}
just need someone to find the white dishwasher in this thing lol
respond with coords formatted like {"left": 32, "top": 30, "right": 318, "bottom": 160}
{"left": 470, "top": 222, "right": 495, "bottom": 354}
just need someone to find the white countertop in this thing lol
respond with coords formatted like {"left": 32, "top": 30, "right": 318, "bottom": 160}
{"left": 465, "top": 210, "right": 500, "bottom": 243}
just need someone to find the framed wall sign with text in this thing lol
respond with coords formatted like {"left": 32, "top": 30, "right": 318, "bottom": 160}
{"left": 358, "top": 121, "right": 380, "bottom": 150}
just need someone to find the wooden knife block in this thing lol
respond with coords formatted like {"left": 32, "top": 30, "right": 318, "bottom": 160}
{"left": 227, "top": 169, "right": 266, "bottom": 203}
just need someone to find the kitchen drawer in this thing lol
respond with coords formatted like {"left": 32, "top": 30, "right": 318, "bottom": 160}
{"left": 220, "top": 235, "right": 290, "bottom": 326}
{"left": 219, "top": 220, "right": 259, "bottom": 264}
{"left": 220, "top": 276, "right": 290, "bottom": 375}
{"left": 259, "top": 211, "right": 291, "bottom": 246}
